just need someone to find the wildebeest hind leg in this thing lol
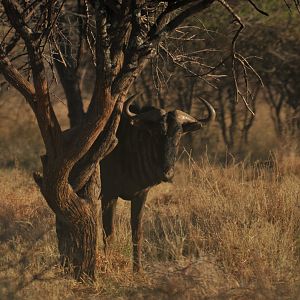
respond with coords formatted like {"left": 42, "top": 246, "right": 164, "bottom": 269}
{"left": 101, "top": 197, "right": 117, "bottom": 252}
{"left": 131, "top": 191, "right": 148, "bottom": 272}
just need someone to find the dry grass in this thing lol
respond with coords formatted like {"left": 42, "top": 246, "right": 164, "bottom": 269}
{"left": 1, "top": 96, "right": 299, "bottom": 298}
{"left": 0, "top": 96, "right": 43, "bottom": 170}
{"left": 0, "top": 157, "right": 299, "bottom": 299}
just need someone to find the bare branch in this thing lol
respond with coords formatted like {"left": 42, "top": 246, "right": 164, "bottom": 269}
{"left": 246, "top": 0, "right": 269, "bottom": 16}
{"left": 218, "top": 0, "right": 248, "bottom": 109}
{"left": 87, "top": 1, "right": 113, "bottom": 119}
{"left": 0, "top": 52, "right": 35, "bottom": 102}
{"left": 2, "top": 0, "right": 62, "bottom": 156}
{"left": 146, "top": 0, "right": 215, "bottom": 46}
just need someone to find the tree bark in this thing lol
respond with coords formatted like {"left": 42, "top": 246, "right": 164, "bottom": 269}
{"left": 54, "top": 59, "right": 84, "bottom": 127}
{"left": 52, "top": 165, "right": 100, "bottom": 280}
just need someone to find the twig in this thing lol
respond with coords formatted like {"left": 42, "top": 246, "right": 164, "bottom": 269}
{"left": 246, "top": 0, "right": 269, "bottom": 16}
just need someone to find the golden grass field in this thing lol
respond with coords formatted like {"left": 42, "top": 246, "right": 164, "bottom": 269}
{"left": 0, "top": 98, "right": 300, "bottom": 299}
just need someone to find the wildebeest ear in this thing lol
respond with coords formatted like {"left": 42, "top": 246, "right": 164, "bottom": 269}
{"left": 176, "top": 98, "right": 216, "bottom": 133}
{"left": 175, "top": 110, "right": 202, "bottom": 133}
{"left": 182, "top": 122, "right": 203, "bottom": 133}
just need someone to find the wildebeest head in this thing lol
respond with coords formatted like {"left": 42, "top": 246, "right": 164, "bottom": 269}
{"left": 123, "top": 95, "right": 216, "bottom": 182}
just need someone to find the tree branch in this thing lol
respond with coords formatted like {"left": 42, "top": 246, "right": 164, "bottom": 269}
{"left": 2, "top": 0, "right": 62, "bottom": 156}
{"left": 0, "top": 52, "right": 35, "bottom": 103}
{"left": 146, "top": 0, "right": 215, "bottom": 45}
{"left": 87, "top": 1, "right": 113, "bottom": 119}
{"left": 69, "top": 100, "right": 122, "bottom": 192}
{"left": 61, "top": 1, "right": 116, "bottom": 166}
{"left": 246, "top": 0, "right": 269, "bottom": 16}
{"left": 112, "top": 0, "right": 215, "bottom": 100}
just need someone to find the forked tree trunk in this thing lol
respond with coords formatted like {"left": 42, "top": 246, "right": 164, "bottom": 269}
{"left": 56, "top": 166, "right": 100, "bottom": 280}
{"left": 37, "top": 162, "right": 101, "bottom": 281}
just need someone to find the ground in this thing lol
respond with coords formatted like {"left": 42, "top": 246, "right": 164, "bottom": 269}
{"left": 0, "top": 158, "right": 299, "bottom": 299}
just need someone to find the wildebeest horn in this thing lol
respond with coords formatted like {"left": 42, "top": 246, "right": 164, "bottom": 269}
{"left": 125, "top": 93, "right": 141, "bottom": 117}
{"left": 125, "top": 93, "right": 166, "bottom": 122}
{"left": 176, "top": 98, "right": 216, "bottom": 132}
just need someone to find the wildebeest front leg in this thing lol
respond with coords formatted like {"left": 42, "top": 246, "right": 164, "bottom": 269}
{"left": 101, "top": 197, "right": 117, "bottom": 252}
{"left": 131, "top": 191, "right": 148, "bottom": 272}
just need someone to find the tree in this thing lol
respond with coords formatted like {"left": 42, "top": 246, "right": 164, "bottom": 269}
{"left": 1, "top": 0, "right": 298, "bottom": 281}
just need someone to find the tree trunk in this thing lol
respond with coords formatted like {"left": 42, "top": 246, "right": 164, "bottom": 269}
{"left": 46, "top": 165, "right": 101, "bottom": 281}
{"left": 54, "top": 59, "right": 84, "bottom": 128}
{"left": 56, "top": 213, "right": 97, "bottom": 280}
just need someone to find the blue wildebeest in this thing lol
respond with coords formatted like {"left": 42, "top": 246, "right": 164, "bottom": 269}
{"left": 100, "top": 95, "right": 216, "bottom": 271}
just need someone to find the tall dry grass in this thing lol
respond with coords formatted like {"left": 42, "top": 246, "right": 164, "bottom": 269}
{"left": 0, "top": 156, "right": 299, "bottom": 299}
{"left": 1, "top": 95, "right": 299, "bottom": 298}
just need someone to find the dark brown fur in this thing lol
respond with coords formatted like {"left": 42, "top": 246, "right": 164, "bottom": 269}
{"left": 100, "top": 107, "right": 183, "bottom": 271}
{"left": 100, "top": 98, "right": 215, "bottom": 271}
